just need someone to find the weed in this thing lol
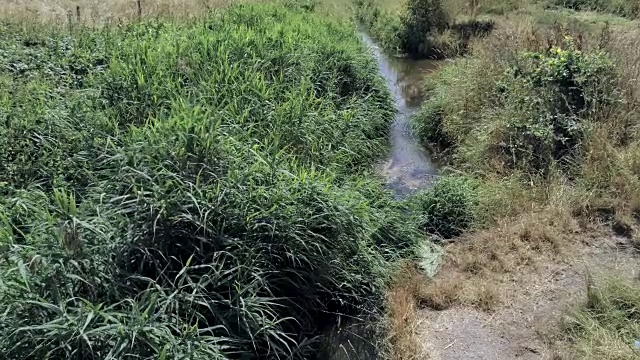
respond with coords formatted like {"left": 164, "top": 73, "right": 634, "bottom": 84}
{"left": 563, "top": 276, "right": 640, "bottom": 359}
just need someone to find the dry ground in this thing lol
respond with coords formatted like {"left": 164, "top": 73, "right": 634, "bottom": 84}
{"left": 386, "top": 208, "right": 640, "bottom": 359}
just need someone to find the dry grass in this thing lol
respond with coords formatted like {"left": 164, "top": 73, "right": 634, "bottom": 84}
{"left": 0, "top": 0, "right": 404, "bottom": 23}
{"left": 384, "top": 263, "right": 428, "bottom": 360}
{"left": 419, "top": 207, "right": 579, "bottom": 312}
{"left": 0, "top": 0, "right": 249, "bottom": 23}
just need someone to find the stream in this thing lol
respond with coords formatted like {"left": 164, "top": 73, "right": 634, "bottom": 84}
{"left": 323, "top": 34, "right": 441, "bottom": 360}
{"left": 360, "top": 33, "right": 440, "bottom": 196}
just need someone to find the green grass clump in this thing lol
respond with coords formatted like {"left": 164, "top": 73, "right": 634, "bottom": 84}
{"left": 563, "top": 277, "right": 640, "bottom": 359}
{"left": 0, "top": 4, "right": 425, "bottom": 359}
{"left": 410, "top": 176, "right": 480, "bottom": 240}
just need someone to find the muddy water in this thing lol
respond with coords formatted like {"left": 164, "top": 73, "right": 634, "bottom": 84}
{"left": 360, "top": 33, "right": 441, "bottom": 196}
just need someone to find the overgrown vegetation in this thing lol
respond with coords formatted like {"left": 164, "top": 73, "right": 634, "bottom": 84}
{"left": 414, "top": 16, "right": 639, "bottom": 221}
{"left": 410, "top": 1, "right": 640, "bottom": 357}
{"left": 553, "top": 0, "right": 640, "bottom": 20}
{"left": 417, "top": 37, "right": 620, "bottom": 175}
{"left": 354, "top": 0, "right": 494, "bottom": 58}
{"left": 0, "top": 4, "right": 426, "bottom": 358}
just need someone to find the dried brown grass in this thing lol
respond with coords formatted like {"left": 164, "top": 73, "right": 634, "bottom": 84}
{"left": 385, "top": 263, "right": 428, "bottom": 360}
{"left": 0, "top": 0, "right": 263, "bottom": 23}
{"left": 420, "top": 207, "right": 579, "bottom": 312}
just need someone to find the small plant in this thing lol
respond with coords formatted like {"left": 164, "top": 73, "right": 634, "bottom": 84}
{"left": 411, "top": 175, "right": 480, "bottom": 239}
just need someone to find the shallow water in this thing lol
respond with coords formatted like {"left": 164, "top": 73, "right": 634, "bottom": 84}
{"left": 360, "top": 33, "right": 441, "bottom": 196}
{"left": 323, "top": 35, "right": 442, "bottom": 360}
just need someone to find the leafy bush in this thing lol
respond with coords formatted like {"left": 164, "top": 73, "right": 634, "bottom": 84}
{"left": 415, "top": 37, "right": 619, "bottom": 176}
{"left": 400, "top": 0, "right": 449, "bottom": 56}
{"left": 0, "top": 5, "right": 422, "bottom": 359}
{"left": 353, "top": 0, "right": 493, "bottom": 58}
{"left": 492, "top": 40, "right": 618, "bottom": 174}
{"left": 411, "top": 176, "right": 480, "bottom": 239}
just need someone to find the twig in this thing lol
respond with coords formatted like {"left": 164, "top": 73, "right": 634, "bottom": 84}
{"left": 444, "top": 339, "right": 457, "bottom": 350}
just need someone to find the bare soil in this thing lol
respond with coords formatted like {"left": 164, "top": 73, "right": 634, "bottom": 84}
{"left": 416, "top": 232, "right": 640, "bottom": 359}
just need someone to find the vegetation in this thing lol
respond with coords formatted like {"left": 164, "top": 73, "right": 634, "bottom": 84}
{"left": 2, "top": 0, "right": 639, "bottom": 359}
{"left": 416, "top": 38, "right": 620, "bottom": 175}
{"left": 354, "top": 0, "right": 494, "bottom": 58}
{"left": 409, "top": 0, "right": 640, "bottom": 358}
{"left": 413, "top": 8, "right": 640, "bottom": 221}
{"left": 563, "top": 277, "right": 640, "bottom": 359}
{"left": 412, "top": 176, "right": 479, "bottom": 240}
{"left": 553, "top": 0, "right": 640, "bottom": 20}
{"left": 0, "top": 3, "right": 427, "bottom": 358}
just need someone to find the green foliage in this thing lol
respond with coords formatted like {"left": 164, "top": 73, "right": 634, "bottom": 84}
{"left": 354, "top": 0, "right": 494, "bottom": 58}
{"left": 493, "top": 40, "right": 618, "bottom": 174}
{"left": 0, "top": 4, "right": 423, "bottom": 359}
{"left": 354, "top": 0, "right": 406, "bottom": 52}
{"left": 553, "top": 0, "right": 640, "bottom": 19}
{"left": 415, "top": 38, "right": 619, "bottom": 175}
{"left": 400, "top": 0, "right": 449, "bottom": 56}
{"left": 411, "top": 176, "right": 480, "bottom": 239}
{"left": 563, "top": 277, "right": 640, "bottom": 359}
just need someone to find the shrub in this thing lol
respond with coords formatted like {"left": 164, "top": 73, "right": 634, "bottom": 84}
{"left": 411, "top": 175, "right": 480, "bottom": 239}
{"left": 415, "top": 36, "right": 620, "bottom": 176}
{"left": 491, "top": 40, "right": 619, "bottom": 174}
{"left": 400, "top": 0, "right": 449, "bottom": 56}
{"left": 353, "top": 0, "right": 493, "bottom": 58}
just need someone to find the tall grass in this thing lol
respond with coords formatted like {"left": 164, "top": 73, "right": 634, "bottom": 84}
{"left": 412, "top": 13, "right": 640, "bottom": 220}
{"left": 0, "top": 4, "right": 425, "bottom": 358}
{"left": 408, "top": 4, "right": 640, "bottom": 353}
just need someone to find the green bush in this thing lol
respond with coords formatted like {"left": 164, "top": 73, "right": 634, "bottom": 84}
{"left": 400, "top": 0, "right": 449, "bottom": 56}
{"left": 411, "top": 176, "right": 480, "bottom": 239}
{"left": 415, "top": 38, "right": 619, "bottom": 176}
{"left": 0, "top": 5, "right": 422, "bottom": 359}
{"left": 492, "top": 40, "right": 619, "bottom": 174}
{"left": 353, "top": 0, "right": 493, "bottom": 58}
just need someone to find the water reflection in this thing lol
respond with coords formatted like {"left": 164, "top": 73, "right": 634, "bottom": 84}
{"left": 359, "top": 33, "right": 441, "bottom": 196}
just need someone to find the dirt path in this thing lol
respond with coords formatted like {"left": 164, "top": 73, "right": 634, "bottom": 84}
{"left": 415, "top": 231, "right": 639, "bottom": 359}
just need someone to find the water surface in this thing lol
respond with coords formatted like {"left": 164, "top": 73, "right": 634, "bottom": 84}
{"left": 323, "top": 34, "right": 443, "bottom": 360}
{"left": 360, "top": 33, "right": 441, "bottom": 196}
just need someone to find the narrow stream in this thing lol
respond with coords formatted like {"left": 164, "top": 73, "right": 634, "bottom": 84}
{"left": 360, "top": 33, "right": 440, "bottom": 195}
{"left": 323, "top": 35, "right": 441, "bottom": 360}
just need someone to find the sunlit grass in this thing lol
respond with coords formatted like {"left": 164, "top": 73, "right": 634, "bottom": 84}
{"left": 0, "top": 3, "right": 427, "bottom": 358}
